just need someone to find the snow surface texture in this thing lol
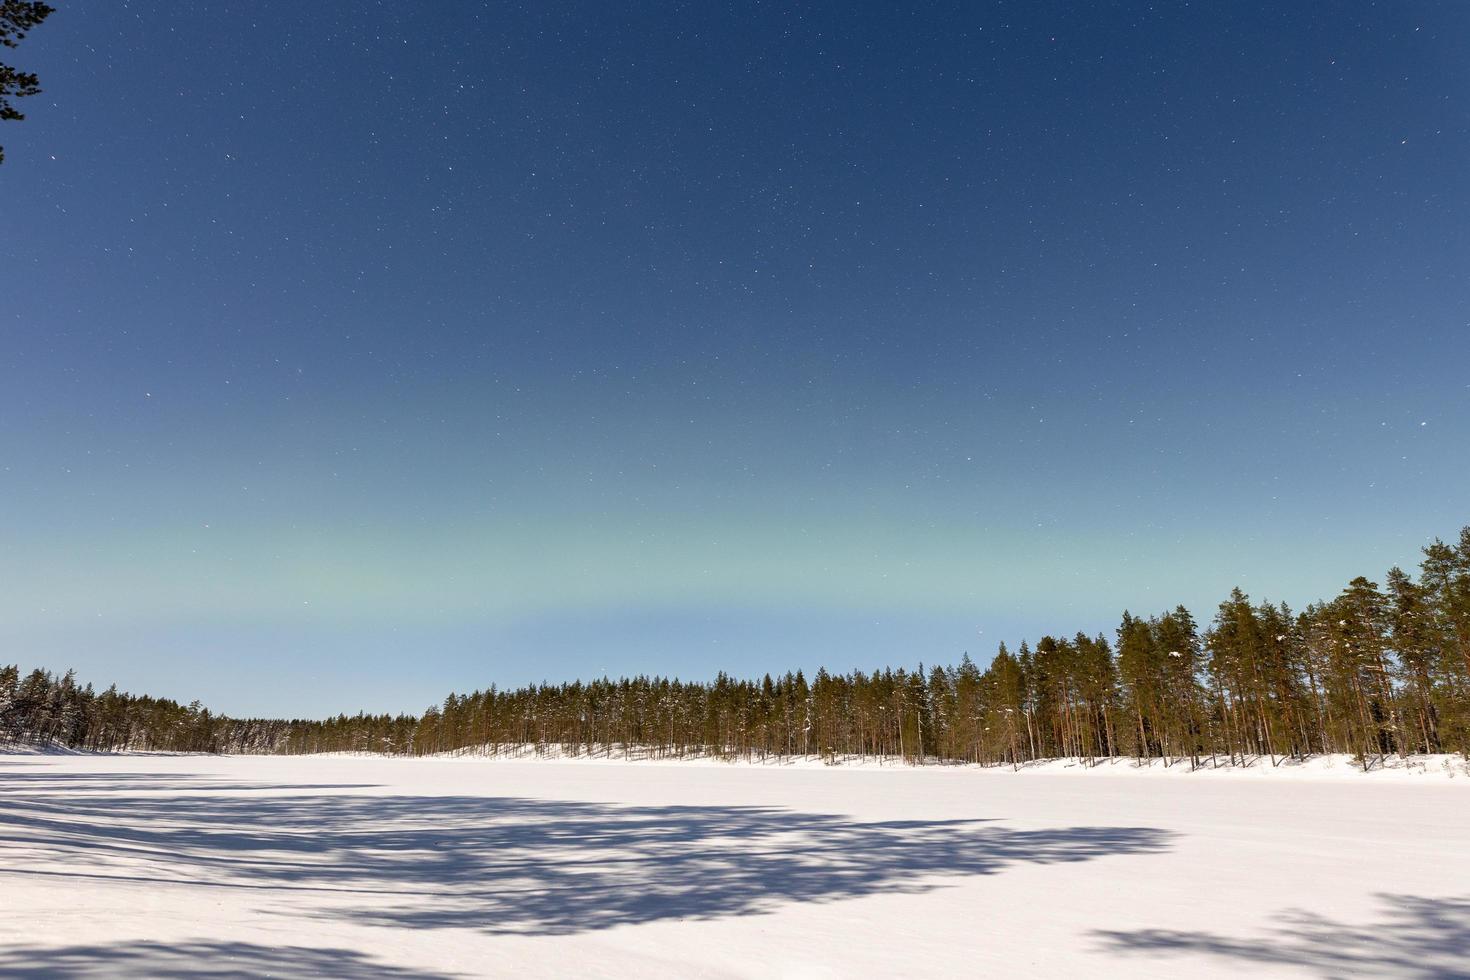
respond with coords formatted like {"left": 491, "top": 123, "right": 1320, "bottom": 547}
{"left": 424, "top": 743, "right": 1470, "bottom": 780}
{"left": 2, "top": 753, "right": 1467, "bottom": 978}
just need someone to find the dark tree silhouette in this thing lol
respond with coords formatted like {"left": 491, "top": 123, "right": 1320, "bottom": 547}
{"left": 0, "top": 1, "right": 54, "bottom": 164}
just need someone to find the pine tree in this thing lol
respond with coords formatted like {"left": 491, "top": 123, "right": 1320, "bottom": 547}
{"left": 0, "top": 1, "right": 53, "bottom": 164}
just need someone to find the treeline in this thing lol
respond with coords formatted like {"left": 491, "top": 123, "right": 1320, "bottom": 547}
{"left": 0, "top": 665, "right": 294, "bottom": 754}
{"left": 5, "top": 527, "right": 1470, "bottom": 770}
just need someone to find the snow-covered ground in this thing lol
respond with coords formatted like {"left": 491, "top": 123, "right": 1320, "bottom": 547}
{"left": 423, "top": 743, "right": 1470, "bottom": 780}
{"left": 2, "top": 752, "right": 1467, "bottom": 978}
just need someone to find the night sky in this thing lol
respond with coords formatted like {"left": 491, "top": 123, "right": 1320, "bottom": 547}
{"left": 3, "top": 2, "right": 1467, "bottom": 716}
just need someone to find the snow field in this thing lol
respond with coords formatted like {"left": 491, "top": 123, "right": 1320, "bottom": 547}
{"left": 1, "top": 752, "right": 1467, "bottom": 977}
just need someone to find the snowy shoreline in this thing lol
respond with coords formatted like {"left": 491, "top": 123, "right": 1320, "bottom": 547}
{"left": 383, "top": 746, "right": 1470, "bottom": 780}
{"left": 8, "top": 741, "right": 1465, "bottom": 780}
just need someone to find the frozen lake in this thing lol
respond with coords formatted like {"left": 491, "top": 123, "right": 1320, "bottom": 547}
{"left": 2, "top": 752, "right": 1466, "bottom": 977}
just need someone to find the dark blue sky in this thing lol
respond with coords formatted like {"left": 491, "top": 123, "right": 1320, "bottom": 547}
{"left": 2, "top": 2, "right": 1467, "bottom": 715}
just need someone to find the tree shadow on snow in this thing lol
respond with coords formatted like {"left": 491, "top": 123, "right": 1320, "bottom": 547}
{"left": 0, "top": 940, "right": 459, "bottom": 979}
{"left": 1094, "top": 893, "right": 1470, "bottom": 979}
{"left": 1, "top": 772, "right": 1173, "bottom": 936}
